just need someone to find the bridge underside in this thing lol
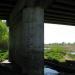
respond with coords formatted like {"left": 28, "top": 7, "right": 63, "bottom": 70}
{"left": 0, "top": 0, "right": 75, "bottom": 75}
{"left": 0, "top": 0, "right": 75, "bottom": 25}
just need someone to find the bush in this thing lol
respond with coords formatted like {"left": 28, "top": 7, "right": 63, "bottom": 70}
{"left": 0, "top": 49, "right": 8, "bottom": 62}
{"left": 44, "top": 44, "right": 67, "bottom": 61}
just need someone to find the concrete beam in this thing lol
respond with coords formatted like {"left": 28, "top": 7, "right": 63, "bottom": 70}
{"left": 10, "top": 0, "right": 52, "bottom": 24}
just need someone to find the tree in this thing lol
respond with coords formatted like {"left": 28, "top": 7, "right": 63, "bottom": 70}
{"left": 0, "top": 20, "right": 8, "bottom": 49}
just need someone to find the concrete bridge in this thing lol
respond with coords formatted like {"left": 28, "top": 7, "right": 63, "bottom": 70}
{"left": 0, "top": 0, "right": 75, "bottom": 75}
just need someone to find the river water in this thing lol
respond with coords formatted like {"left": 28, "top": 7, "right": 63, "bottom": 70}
{"left": 44, "top": 66, "right": 59, "bottom": 75}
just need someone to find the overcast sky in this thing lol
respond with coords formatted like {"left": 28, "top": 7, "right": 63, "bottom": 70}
{"left": 44, "top": 23, "right": 75, "bottom": 44}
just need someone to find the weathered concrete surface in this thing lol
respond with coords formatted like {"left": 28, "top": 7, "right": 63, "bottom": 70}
{"left": 9, "top": 7, "right": 44, "bottom": 75}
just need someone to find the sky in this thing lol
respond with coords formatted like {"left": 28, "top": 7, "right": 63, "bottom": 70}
{"left": 44, "top": 23, "right": 75, "bottom": 44}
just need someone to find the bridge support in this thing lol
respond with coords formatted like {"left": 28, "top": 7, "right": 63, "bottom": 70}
{"left": 9, "top": 7, "right": 44, "bottom": 75}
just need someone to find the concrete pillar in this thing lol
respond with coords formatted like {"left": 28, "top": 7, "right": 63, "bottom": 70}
{"left": 9, "top": 25, "right": 15, "bottom": 62}
{"left": 9, "top": 7, "right": 44, "bottom": 75}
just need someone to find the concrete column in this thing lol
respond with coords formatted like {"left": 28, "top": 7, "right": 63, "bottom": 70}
{"left": 9, "top": 7, "right": 44, "bottom": 75}
{"left": 6, "top": 19, "right": 15, "bottom": 62}
{"left": 22, "top": 7, "right": 44, "bottom": 75}
{"left": 9, "top": 26, "right": 15, "bottom": 62}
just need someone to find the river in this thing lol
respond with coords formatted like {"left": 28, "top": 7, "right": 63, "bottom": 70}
{"left": 44, "top": 66, "right": 59, "bottom": 75}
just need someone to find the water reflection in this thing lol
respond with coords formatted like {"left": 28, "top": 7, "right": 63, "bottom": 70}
{"left": 44, "top": 66, "right": 59, "bottom": 75}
